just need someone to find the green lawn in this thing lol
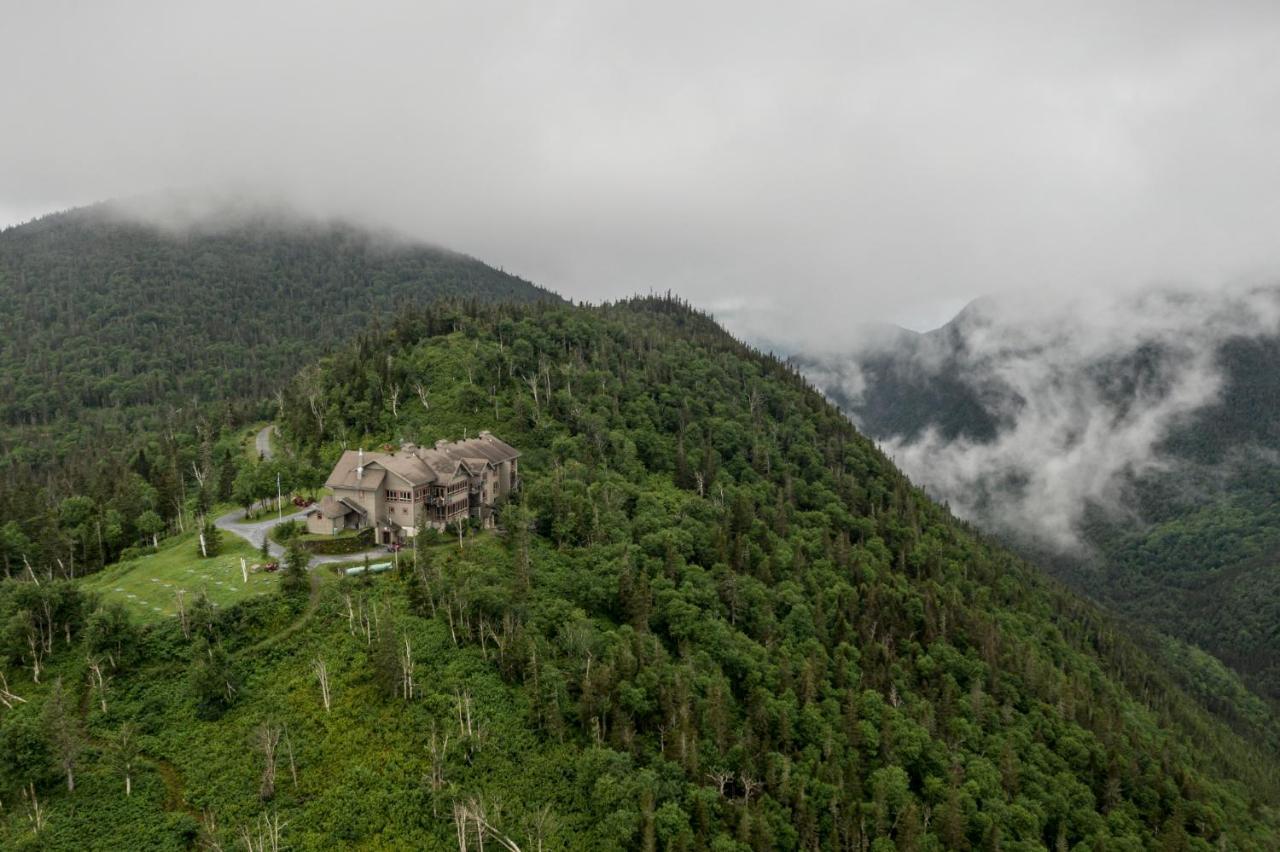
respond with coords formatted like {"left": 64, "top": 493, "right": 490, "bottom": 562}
{"left": 81, "top": 531, "right": 279, "bottom": 623}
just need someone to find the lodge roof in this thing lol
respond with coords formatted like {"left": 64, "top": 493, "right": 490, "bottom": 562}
{"left": 325, "top": 451, "right": 387, "bottom": 491}
{"left": 307, "top": 495, "right": 367, "bottom": 519}
{"left": 326, "top": 433, "right": 519, "bottom": 491}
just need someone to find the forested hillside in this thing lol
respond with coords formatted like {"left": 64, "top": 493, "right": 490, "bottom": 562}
{"left": 3, "top": 297, "right": 1277, "bottom": 849}
{"left": 797, "top": 294, "right": 1280, "bottom": 702}
{"left": 0, "top": 202, "right": 556, "bottom": 576}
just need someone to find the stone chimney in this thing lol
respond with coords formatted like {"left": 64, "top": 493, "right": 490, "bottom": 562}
{"left": 479, "top": 430, "right": 492, "bottom": 440}
{"left": 435, "top": 439, "right": 447, "bottom": 450}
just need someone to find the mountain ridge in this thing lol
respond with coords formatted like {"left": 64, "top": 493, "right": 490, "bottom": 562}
{"left": 795, "top": 287, "right": 1280, "bottom": 702}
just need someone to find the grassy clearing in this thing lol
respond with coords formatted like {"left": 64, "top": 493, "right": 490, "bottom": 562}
{"left": 80, "top": 532, "right": 279, "bottom": 623}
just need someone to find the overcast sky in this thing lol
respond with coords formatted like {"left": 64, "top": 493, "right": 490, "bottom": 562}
{"left": 4, "top": 1, "right": 1280, "bottom": 338}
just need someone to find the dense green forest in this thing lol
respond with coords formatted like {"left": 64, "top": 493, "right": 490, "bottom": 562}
{"left": 3, "top": 297, "right": 1278, "bottom": 849}
{"left": 0, "top": 204, "right": 556, "bottom": 578}
{"left": 804, "top": 302, "right": 1280, "bottom": 702}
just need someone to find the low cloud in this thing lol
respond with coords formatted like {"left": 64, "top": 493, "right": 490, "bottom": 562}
{"left": 6, "top": 3, "right": 1280, "bottom": 331}
{"left": 806, "top": 286, "right": 1280, "bottom": 549}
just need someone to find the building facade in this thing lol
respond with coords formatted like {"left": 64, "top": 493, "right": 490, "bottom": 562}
{"left": 304, "top": 432, "right": 520, "bottom": 544}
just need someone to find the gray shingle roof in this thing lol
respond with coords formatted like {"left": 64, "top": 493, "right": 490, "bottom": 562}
{"left": 326, "top": 434, "right": 519, "bottom": 494}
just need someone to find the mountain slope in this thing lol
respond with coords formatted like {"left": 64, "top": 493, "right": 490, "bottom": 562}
{"left": 0, "top": 200, "right": 557, "bottom": 574}
{"left": 4, "top": 297, "right": 1275, "bottom": 849}
{"left": 797, "top": 289, "right": 1280, "bottom": 700}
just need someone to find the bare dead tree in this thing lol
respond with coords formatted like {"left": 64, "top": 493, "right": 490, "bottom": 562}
{"left": 87, "top": 657, "right": 110, "bottom": 712}
{"left": 707, "top": 769, "right": 733, "bottom": 798}
{"left": 416, "top": 563, "right": 438, "bottom": 616}
{"left": 238, "top": 811, "right": 287, "bottom": 852}
{"left": 739, "top": 773, "right": 761, "bottom": 805}
{"left": 426, "top": 721, "right": 450, "bottom": 811}
{"left": 361, "top": 600, "right": 376, "bottom": 646}
{"left": 414, "top": 382, "right": 431, "bottom": 411}
{"left": 256, "top": 723, "right": 283, "bottom": 801}
{"left": 0, "top": 671, "right": 27, "bottom": 708}
{"left": 399, "top": 635, "right": 416, "bottom": 700}
{"left": 22, "top": 783, "right": 47, "bottom": 833}
{"left": 111, "top": 723, "right": 140, "bottom": 797}
{"left": 455, "top": 689, "right": 475, "bottom": 738}
{"left": 176, "top": 589, "right": 190, "bottom": 639}
{"left": 343, "top": 593, "right": 356, "bottom": 635}
{"left": 20, "top": 613, "right": 43, "bottom": 683}
{"left": 282, "top": 726, "right": 298, "bottom": 789}
{"left": 524, "top": 372, "right": 540, "bottom": 408}
{"left": 313, "top": 658, "right": 332, "bottom": 712}
{"left": 389, "top": 384, "right": 401, "bottom": 418}
{"left": 199, "top": 809, "right": 226, "bottom": 852}
{"left": 453, "top": 797, "right": 523, "bottom": 852}
{"left": 526, "top": 805, "right": 556, "bottom": 852}
{"left": 452, "top": 801, "right": 470, "bottom": 852}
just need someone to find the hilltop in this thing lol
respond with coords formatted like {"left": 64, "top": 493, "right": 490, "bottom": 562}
{"left": 3, "top": 297, "right": 1277, "bottom": 849}
{"left": 0, "top": 198, "right": 557, "bottom": 574}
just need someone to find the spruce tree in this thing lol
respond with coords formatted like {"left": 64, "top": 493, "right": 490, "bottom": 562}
{"left": 281, "top": 545, "right": 310, "bottom": 598}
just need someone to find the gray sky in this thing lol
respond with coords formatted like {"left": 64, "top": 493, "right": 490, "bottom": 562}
{"left": 4, "top": 1, "right": 1280, "bottom": 336}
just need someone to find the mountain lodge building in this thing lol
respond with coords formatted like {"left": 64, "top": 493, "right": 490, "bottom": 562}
{"left": 304, "top": 432, "right": 520, "bottom": 544}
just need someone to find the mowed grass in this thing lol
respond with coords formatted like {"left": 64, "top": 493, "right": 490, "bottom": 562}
{"left": 81, "top": 530, "right": 280, "bottom": 622}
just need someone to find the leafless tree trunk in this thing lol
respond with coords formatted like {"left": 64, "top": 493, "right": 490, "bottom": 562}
{"left": 177, "top": 589, "right": 189, "bottom": 639}
{"left": 399, "top": 635, "right": 416, "bottom": 700}
{"left": 526, "top": 805, "right": 555, "bottom": 852}
{"left": 427, "top": 722, "right": 450, "bottom": 810}
{"left": 524, "top": 373, "right": 539, "bottom": 408}
{"left": 200, "top": 809, "right": 226, "bottom": 851}
{"left": 414, "top": 382, "right": 431, "bottom": 411}
{"left": 283, "top": 727, "right": 298, "bottom": 789}
{"left": 238, "top": 811, "right": 287, "bottom": 852}
{"left": 389, "top": 384, "right": 401, "bottom": 418}
{"left": 313, "top": 658, "right": 331, "bottom": 712}
{"left": 257, "top": 724, "right": 283, "bottom": 801}
{"left": 87, "top": 657, "right": 110, "bottom": 712}
{"left": 24, "top": 619, "right": 43, "bottom": 683}
{"left": 453, "top": 798, "right": 523, "bottom": 852}
{"left": 112, "top": 723, "right": 139, "bottom": 797}
{"left": 455, "top": 689, "right": 475, "bottom": 738}
{"left": 739, "top": 773, "right": 761, "bottom": 805}
{"left": 23, "top": 783, "right": 47, "bottom": 833}
{"left": 0, "top": 671, "right": 27, "bottom": 708}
